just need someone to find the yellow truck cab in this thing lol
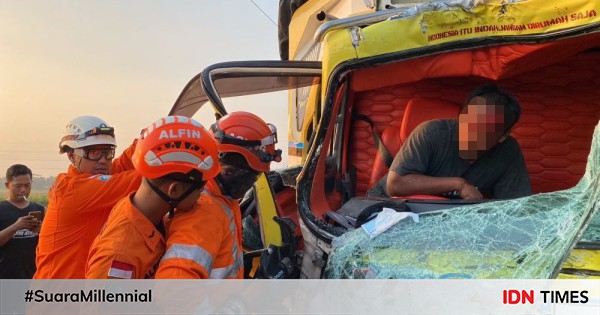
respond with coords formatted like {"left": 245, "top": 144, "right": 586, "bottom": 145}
{"left": 170, "top": 0, "right": 600, "bottom": 279}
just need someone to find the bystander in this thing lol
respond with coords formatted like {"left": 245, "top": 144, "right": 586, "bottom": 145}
{"left": 0, "top": 164, "right": 45, "bottom": 278}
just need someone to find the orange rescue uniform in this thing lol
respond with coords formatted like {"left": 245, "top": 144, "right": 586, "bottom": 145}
{"left": 34, "top": 143, "right": 142, "bottom": 279}
{"left": 86, "top": 193, "right": 165, "bottom": 279}
{"left": 155, "top": 180, "right": 243, "bottom": 279}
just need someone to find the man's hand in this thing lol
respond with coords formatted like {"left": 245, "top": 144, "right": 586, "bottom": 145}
{"left": 0, "top": 215, "right": 41, "bottom": 247}
{"left": 12, "top": 215, "right": 39, "bottom": 232}
{"left": 459, "top": 183, "right": 483, "bottom": 200}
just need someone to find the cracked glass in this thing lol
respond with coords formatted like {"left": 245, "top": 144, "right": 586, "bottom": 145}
{"left": 326, "top": 121, "right": 600, "bottom": 279}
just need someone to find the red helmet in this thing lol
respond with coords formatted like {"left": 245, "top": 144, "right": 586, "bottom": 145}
{"left": 210, "top": 112, "right": 281, "bottom": 172}
{"left": 133, "top": 116, "right": 220, "bottom": 183}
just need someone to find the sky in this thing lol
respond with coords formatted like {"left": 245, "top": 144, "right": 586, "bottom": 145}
{"left": 0, "top": 0, "right": 287, "bottom": 177}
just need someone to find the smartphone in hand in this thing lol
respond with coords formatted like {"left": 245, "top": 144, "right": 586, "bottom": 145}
{"left": 28, "top": 211, "right": 42, "bottom": 233}
{"left": 28, "top": 211, "right": 42, "bottom": 220}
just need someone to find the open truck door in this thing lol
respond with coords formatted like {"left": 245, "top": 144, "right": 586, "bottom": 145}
{"left": 169, "top": 60, "right": 321, "bottom": 278}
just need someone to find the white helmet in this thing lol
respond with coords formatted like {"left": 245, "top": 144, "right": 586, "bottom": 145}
{"left": 59, "top": 116, "right": 116, "bottom": 153}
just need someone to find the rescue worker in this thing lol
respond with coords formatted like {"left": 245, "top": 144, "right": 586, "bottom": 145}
{"left": 35, "top": 116, "right": 142, "bottom": 279}
{"left": 155, "top": 111, "right": 281, "bottom": 278}
{"left": 86, "top": 116, "right": 220, "bottom": 279}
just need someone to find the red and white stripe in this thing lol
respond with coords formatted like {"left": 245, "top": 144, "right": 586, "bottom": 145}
{"left": 108, "top": 260, "right": 134, "bottom": 279}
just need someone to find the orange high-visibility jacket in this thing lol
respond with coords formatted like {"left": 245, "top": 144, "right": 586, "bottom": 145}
{"left": 155, "top": 180, "right": 244, "bottom": 279}
{"left": 86, "top": 193, "right": 165, "bottom": 279}
{"left": 34, "top": 142, "right": 142, "bottom": 279}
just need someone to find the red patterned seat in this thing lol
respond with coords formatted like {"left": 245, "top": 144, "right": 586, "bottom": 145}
{"left": 349, "top": 52, "right": 600, "bottom": 197}
{"left": 368, "top": 98, "right": 461, "bottom": 188}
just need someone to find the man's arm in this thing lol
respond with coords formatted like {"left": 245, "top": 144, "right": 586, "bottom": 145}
{"left": 156, "top": 205, "right": 225, "bottom": 279}
{"left": 72, "top": 170, "right": 142, "bottom": 215}
{"left": 0, "top": 215, "right": 38, "bottom": 247}
{"left": 385, "top": 120, "right": 483, "bottom": 199}
{"left": 387, "top": 173, "right": 482, "bottom": 199}
{"left": 110, "top": 139, "right": 138, "bottom": 174}
{"left": 86, "top": 251, "right": 139, "bottom": 279}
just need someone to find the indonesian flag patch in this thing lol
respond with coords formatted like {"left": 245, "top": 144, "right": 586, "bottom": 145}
{"left": 108, "top": 260, "right": 134, "bottom": 279}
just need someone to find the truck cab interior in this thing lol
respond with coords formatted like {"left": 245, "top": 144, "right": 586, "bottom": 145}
{"left": 309, "top": 33, "right": 600, "bottom": 220}
{"left": 296, "top": 31, "right": 600, "bottom": 279}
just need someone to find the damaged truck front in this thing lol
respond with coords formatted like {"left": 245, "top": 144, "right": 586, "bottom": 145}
{"left": 170, "top": 0, "right": 600, "bottom": 279}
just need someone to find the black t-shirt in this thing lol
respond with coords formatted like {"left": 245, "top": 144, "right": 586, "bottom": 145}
{"left": 0, "top": 200, "right": 45, "bottom": 279}
{"left": 369, "top": 119, "right": 532, "bottom": 199}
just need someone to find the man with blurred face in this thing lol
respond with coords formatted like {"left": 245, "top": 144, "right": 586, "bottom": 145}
{"left": 0, "top": 164, "right": 45, "bottom": 278}
{"left": 35, "top": 116, "right": 142, "bottom": 279}
{"left": 459, "top": 96, "right": 507, "bottom": 160}
{"left": 378, "top": 84, "right": 531, "bottom": 200}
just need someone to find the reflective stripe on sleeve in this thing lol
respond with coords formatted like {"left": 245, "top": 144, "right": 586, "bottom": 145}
{"left": 203, "top": 190, "right": 244, "bottom": 278}
{"left": 162, "top": 243, "right": 213, "bottom": 272}
{"left": 210, "top": 256, "right": 244, "bottom": 279}
{"left": 204, "top": 191, "right": 233, "bottom": 219}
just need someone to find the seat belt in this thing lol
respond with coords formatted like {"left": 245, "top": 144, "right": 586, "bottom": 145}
{"left": 354, "top": 114, "right": 394, "bottom": 168}
{"left": 339, "top": 166, "right": 356, "bottom": 203}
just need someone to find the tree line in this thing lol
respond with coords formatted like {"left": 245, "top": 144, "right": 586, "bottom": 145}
{"left": 0, "top": 176, "right": 56, "bottom": 191}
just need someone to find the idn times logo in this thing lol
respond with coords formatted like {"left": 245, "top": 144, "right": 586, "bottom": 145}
{"left": 503, "top": 289, "right": 589, "bottom": 304}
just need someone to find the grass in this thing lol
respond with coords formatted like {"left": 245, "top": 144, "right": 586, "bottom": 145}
{"left": 0, "top": 190, "right": 49, "bottom": 206}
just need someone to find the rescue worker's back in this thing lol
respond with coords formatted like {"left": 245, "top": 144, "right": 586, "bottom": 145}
{"left": 156, "top": 181, "right": 243, "bottom": 279}
{"left": 86, "top": 193, "right": 165, "bottom": 279}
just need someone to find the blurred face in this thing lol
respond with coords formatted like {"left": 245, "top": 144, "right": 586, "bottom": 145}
{"left": 5, "top": 174, "right": 32, "bottom": 202}
{"left": 68, "top": 144, "right": 115, "bottom": 175}
{"left": 458, "top": 97, "right": 506, "bottom": 161}
{"left": 218, "top": 164, "right": 260, "bottom": 199}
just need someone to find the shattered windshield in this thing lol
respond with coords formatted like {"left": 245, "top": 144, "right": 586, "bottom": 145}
{"left": 581, "top": 214, "right": 600, "bottom": 243}
{"left": 327, "top": 122, "right": 600, "bottom": 279}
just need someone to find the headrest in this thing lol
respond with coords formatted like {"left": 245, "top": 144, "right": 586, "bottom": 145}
{"left": 400, "top": 98, "right": 462, "bottom": 142}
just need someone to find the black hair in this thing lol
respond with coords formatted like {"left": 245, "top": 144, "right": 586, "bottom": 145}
{"left": 463, "top": 84, "right": 521, "bottom": 133}
{"left": 6, "top": 164, "right": 33, "bottom": 181}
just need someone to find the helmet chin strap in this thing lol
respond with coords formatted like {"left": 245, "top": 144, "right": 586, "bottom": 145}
{"left": 145, "top": 178, "right": 198, "bottom": 217}
{"left": 74, "top": 154, "right": 83, "bottom": 172}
